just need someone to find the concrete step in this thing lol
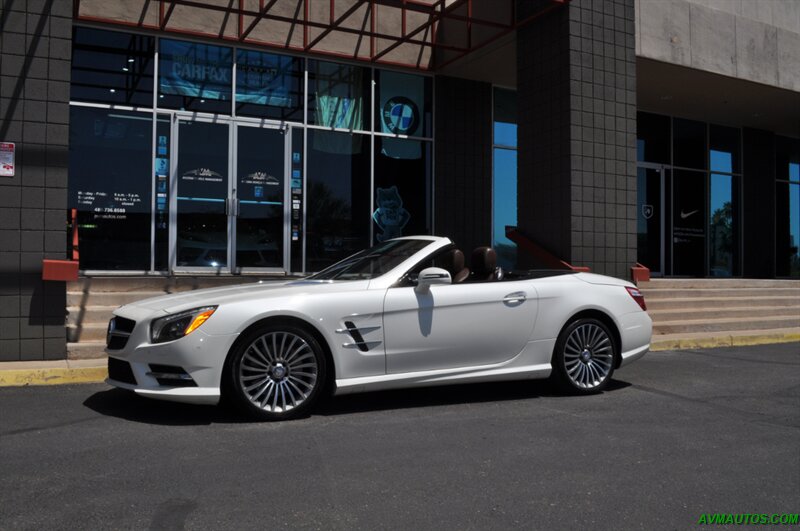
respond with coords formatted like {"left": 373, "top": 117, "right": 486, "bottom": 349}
{"left": 640, "top": 279, "right": 800, "bottom": 289}
{"left": 66, "top": 341, "right": 107, "bottom": 360}
{"left": 66, "top": 323, "right": 109, "bottom": 343}
{"left": 645, "top": 296, "right": 800, "bottom": 310}
{"left": 640, "top": 287, "right": 800, "bottom": 299}
{"left": 66, "top": 291, "right": 166, "bottom": 307}
{"left": 648, "top": 306, "right": 800, "bottom": 323}
{"left": 653, "top": 315, "right": 800, "bottom": 335}
{"left": 66, "top": 306, "right": 116, "bottom": 327}
{"left": 68, "top": 276, "right": 279, "bottom": 293}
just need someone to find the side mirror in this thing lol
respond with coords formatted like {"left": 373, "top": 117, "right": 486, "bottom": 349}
{"left": 416, "top": 267, "right": 451, "bottom": 291}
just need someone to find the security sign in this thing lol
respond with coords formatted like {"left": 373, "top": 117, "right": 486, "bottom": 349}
{"left": 642, "top": 204, "right": 654, "bottom": 220}
{"left": 0, "top": 142, "right": 14, "bottom": 177}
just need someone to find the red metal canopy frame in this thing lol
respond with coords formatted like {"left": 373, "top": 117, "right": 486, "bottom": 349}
{"left": 74, "top": 0, "right": 568, "bottom": 70}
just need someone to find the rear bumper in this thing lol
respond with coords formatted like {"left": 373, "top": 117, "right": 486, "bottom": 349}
{"left": 618, "top": 311, "right": 652, "bottom": 367}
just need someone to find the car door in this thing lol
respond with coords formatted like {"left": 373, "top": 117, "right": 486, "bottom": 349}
{"left": 382, "top": 279, "right": 538, "bottom": 374}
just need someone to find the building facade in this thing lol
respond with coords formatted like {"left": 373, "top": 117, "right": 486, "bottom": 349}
{"left": 0, "top": 0, "right": 798, "bottom": 360}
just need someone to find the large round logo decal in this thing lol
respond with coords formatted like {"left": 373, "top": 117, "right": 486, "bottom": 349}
{"left": 382, "top": 97, "right": 419, "bottom": 135}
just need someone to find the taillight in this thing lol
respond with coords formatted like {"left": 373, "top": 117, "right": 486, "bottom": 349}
{"left": 625, "top": 286, "right": 647, "bottom": 311}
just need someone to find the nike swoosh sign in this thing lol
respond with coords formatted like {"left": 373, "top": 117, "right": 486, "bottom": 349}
{"left": 680, "top": 209, "right": 699, "bottom": 219}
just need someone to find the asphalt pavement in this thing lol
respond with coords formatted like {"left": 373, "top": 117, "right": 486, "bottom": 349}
{"left": 1, "top": 343, "right": 798, "bottom": 530}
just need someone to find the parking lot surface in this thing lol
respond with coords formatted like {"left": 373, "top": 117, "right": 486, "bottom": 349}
{"left": 1, "top": 343, "right": 798, "bottom": 529}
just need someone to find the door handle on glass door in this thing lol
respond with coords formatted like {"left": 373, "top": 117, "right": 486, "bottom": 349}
{"left": 503, "top": 292, "right": 526, "bottom": 303}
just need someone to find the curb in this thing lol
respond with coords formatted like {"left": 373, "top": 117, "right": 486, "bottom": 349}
{"left": 650, "top": 333, "right": 800, "bottom": 352}
{"left": 0, "top": 366, "right": 107, "bottom": 387}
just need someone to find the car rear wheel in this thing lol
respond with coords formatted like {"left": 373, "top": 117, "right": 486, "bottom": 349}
{"left": 552, "top": 318, "right": 616, "bottom": 394}
{"left": 227, "top": 323, "right": 326, "bottom": 421}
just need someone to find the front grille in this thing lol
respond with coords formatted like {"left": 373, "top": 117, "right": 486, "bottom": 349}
{"left": 107, "top": 316, "right": 136, "bottom": 350}
{"left": 108, "top": 357, "right": 136, "bottom": 385}
{"left": 147, "top": 364, "right": 197, "bottom": 387}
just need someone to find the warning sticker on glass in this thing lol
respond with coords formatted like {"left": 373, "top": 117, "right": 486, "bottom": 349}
{"left": 0, "top": 143, "right": 14, "bottom": 177}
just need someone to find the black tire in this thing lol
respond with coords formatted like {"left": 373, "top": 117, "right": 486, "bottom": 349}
{"left": 226, "top": 322, "right": 327, "bottom": 421}
{"left": 552, "top": 317, "right": 616, "bottom": 395}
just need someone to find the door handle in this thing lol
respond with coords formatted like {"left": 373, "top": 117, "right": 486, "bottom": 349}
{"left": 225, "top": 197, "right": 240, "bottom": 216}
{"left": 503, "top": 292, "right": 526, "bottom": 303}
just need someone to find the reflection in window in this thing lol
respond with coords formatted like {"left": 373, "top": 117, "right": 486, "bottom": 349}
{"left": 373, "top": 138, "right": 431, "bottom": 243}
{"left": 159, "top": 39, "right": 232, "bottom": 114}
{"left": 709, "top": 125, "right": 740, "bottom": 174}
{"left": 308, "top": 60, "right": 369, "bottom": 130}
{"left": 68, "top": 107, "right": 152, "bottom": 270}
{"left": 306, "top": 130, "right": 370, "bottom": 271}
{"left": 776, "top": 134, "right": 800, "bottom": 277}
{"left": 494, "top": 88, "right": 517, "bottom": 148}
{"left": 493, "top": 88, "right": 517, "bottom": 270}
{"left": 709, "top": 173, "right": 733, "bottom": 276}
{"left": 71, "top": 27, "right": 154, "bottom": 107}
{"left": 374, "top": 70, "right": 432, "bottom": 137}
{"left": 236, "top": 50, "right": 302, "bottom": 121}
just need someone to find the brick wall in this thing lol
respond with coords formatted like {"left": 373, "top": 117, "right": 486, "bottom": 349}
{"left": 434, "top": 75, "right": 493, "bottom": 256}
{"left": 0, "top": 0, "right": 71, "bottom": 361}
{"left": 517, "top": 0, "right": 637, "bottom": 279}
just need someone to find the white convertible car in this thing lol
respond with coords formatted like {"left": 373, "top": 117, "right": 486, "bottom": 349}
{"left": 106, "top": 236, "right": 651, "bottom": 420}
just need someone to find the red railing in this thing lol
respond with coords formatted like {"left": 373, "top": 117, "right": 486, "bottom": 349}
{"left": 505, "top": 226, "right": 590, "bottom": 272}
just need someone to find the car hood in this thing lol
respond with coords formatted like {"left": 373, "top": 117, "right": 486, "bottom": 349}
{"left": 123, "top": 279, "right": 365, "bottom": 315}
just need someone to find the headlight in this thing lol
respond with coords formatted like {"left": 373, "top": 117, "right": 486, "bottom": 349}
{"left": 150, "top": 306, "right": 217, "bottom": 344}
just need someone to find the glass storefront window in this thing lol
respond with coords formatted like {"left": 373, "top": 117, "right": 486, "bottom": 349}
{"left": 636, "top": 112, "right": 670, "bottom": 164}
{"left": 709, "top": 173, "right": 734, "bottom": 276}
{"left": 494, "top": 88, "right": 517, "bottom": 149}
{"left": 71, "top": 27, "right": 154, "bottom": 107}
{"left": 306, "top": 130, "right": 371, "bottom": 271}
{"left": 776, "top": 136, "right": 800, "bottom": 277}
{"left": 492, "top": 88, "right": 517, "bottom": 270}
{"left": 154, "top": 114, "right": 171, "bottom": 271}
{"left": 710, "top": 125, "right": 740, "bottom": 174}
{"left": 68, "top": 107, "right": 153, "bottom": 270}
{"left": 373, "top": 138, "right": 432, "bottom": 243}
{"left": 374, "top": 70, "right": 432, "bottom": 138}
{"left": 308, "top": 60, "right": 369, "bottom": 131}
{"left": 673, "top": 118, "right": 707, "bottom": 170}
{"left": 236, "top": 50, "right": 302, "bottom": 121}
{"left": 159, "top": 39, "right": 232, "bottom": 114}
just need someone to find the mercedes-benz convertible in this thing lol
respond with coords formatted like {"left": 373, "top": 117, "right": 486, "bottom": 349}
{"left": 106, "top": 236, "right": 651, "bottom": 420}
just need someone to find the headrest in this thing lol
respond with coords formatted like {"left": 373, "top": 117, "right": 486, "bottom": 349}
{"left": 443, "top": 249, "right": 465, "bottom": 273}
{"left": 471, "top": 247, "right": 497, "bottom": 275}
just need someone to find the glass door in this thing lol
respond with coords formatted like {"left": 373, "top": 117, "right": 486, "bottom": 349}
{"left": 171, "top": 117, "right": 232, "bottom": 271}
{"left": 636, "top": 165, "right": 665, "bottom": 275}
{"left": 234, "top": 124, "right": 288, "bottom": 272}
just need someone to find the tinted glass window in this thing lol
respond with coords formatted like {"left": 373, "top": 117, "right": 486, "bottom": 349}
{"left": 494, "top": 88, "right": 517, "bottom": 148}
{"left": 709, "top": 125, "right": 740, "bottom": 174}
{"left": 68, "top": 107, "right": 152, "bottom": 270}
{"left": 159, "top": 39, "right": 232, "bottom": 114}
{"left": 306, "top": 130, "right": 370, "bottom": 271}
{"left": 374, "top": 70, "right": 432, "bottom": 137}
{"left": 308, "top": 60, "right": 370, "bottom": 130}
{"left": 776, "top": 136, "right": 800, "bottom": 182}
{"left": 493, "top": 148, "right": 517, "bottom": 269}
{"left": 776, "top": 181, "right": 800, "bottom": 277}
{"left": 71, "top": 27, "right": 154, "bottom": 107}
{"left": 636, "top": 112, "right": 670, "bottom": 164}
{"left": 236, "top": 50, "right": 302, "bottom": 121}
{"left": 373, "top": 138, "right": 431, "bottom": 243}
{"left": 673, "top": 118, "right": 707, "bottom": 170}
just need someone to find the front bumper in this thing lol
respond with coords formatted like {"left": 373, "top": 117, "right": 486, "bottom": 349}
{"left": 105, "top": 310, "right": 238, "bottom": 405}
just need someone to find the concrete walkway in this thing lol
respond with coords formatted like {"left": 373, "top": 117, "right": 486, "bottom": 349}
{"left": 1, "top": 332, "right": 798, "bottom": 387}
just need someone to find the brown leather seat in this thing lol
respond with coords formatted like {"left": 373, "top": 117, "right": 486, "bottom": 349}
{"left": 442, "top": 249, "right": 470, "bottom": 284}
{"left": 470, "top": 247, "right": 498, "bottom": 282}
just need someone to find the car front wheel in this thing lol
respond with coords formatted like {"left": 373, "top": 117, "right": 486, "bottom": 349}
{"left": 227, "top": 323, "right": 326, "bottom": 421}
{"left": 552, "top": 318, "right": 616, "bottom": 394}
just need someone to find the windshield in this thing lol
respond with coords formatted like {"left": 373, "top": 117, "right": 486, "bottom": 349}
{"left": 308, "top": 239, "right": 432, "bottom": 280}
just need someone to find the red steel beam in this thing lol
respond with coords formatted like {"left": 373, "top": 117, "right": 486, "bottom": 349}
{"left": 240, "top": 0, "right": 281, "bottom": 41}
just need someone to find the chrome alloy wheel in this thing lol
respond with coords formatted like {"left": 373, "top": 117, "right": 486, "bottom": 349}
{"left": 563, "top": 323, "right": 614, "bottom": 389}
{"left": 238, "top": 331, "right": 319, "bottom": 413}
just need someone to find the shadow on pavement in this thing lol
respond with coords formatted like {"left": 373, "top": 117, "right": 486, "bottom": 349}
{"left": 83, "top": 379, "right": 631, "bottom": 426}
